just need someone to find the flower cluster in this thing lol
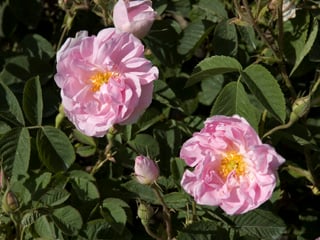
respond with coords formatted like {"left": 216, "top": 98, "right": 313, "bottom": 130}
{"left": 180, "top": 115, "right": 285, "bottom": 215}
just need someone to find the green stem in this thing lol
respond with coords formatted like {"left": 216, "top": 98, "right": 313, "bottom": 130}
{"left": 90, "top": 127, "right": 116, "bottom": 175}
{"left": 143, "top": 224, "right": 162, "bottom": 240}
{"left": 242, "top": 0, "right": 297, "bottom": 98}
{"left": 152, "top": 184, "right": 172, "bottom": 240}
{"left": 262, "top": 121, "right": 293, "bottom": 139}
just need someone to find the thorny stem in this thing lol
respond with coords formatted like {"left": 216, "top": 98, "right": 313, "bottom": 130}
{"left": 143, "top": 224, "right": 162, "bottom": 240}
{"left": 263, "top": 70, "right": 320, "bottom": 139}
{"left": 241, "top": 0, "right": 297, "bottom": 99}
{"left": 152, "top": 184, "right": 172, "bottom": 240}
{"left": 242, "top": 0, "right": 279, "bottom": 58}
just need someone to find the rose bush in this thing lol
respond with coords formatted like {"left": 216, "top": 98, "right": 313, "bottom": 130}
{"left": 54, "top": 28, "right": 158, "bottom": 137}
{"left": 180, "top": 115, "right": 285, "bottom": 215}
{"left": 113, "top": 0, "right": 156, "bottom": 38}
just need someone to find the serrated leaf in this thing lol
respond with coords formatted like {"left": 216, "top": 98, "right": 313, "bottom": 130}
{"left": 171, "top": 157, "right": 187, "bottom": 183}
{"left": 101, "top": 198, "right": 129, "bottom": 234}
{"left": 23, "top": 76, "right": 43, "bottom": 125}
{"left": 80, "top": 219, "right": 111, "bottom": 239}
{"left": 121, "top": 180, "right": 157, "bottom": 203}
{"left": 290, "top": 18, "right": 318, "bottom": 76}
{"left": 187, "top": 56, "right": 242, "bottom": 87}
{"left": 0, "top": 81, "right": 25, "bottom": 126}
{"left": 127, "top": 134, "right": 159, "bottom": 158}
{"left": 39, "top": 188, "right": 70, "bottom": 207}
{"left": 178, "top": 20, "right": 214, "bottom": 56}
{"left": 21, "top": 34, "right": 55, "bottom": 61}
{"left": 163, "top": 192, "right": 188, "bottom": 209}
{"left": 0, "top": 127, "right": 30, "bottom": 179}
{"left": 21, "top": 208, "right": 49, "bottom": 227}
{"left": 211, "top": 81, "right": 259, "bottom": 131}
{"left": 178, "top": 221, "right": 229, "bottom": 240}
{"left": 34, "top": 216, "right": 57, "bottom": 239}
{"left": 36, "top": 126, "right": 75, "bottom": 173}
{"left": 52, "top": 205, "right": 83, "bottom": 236}
{"left": 240, "top": 64, "right": 286, "bottom": 123}
{"left": 198, "top": 75, "right": 224, "bottom": 106}
{"left": 231, "top": 209, "right": 286, "bottom": 239}
{"left": 192, "top": 0, "right": 228, "bottom": 22}
{"left": 153, "top": 80, "right": 184, "bottom": 111}
{"left": 213, "top": 19, "right": 238, "bottom": 56}
{"left": 70, "top": 177, "right": 100, "bottom": 201}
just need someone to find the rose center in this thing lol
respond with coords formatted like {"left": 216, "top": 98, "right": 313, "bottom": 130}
{"left": 218, "top": 151, "right": 246, "bottom": 179}
{"left": 90, "top": 71, "right": 117, "bottom": 92}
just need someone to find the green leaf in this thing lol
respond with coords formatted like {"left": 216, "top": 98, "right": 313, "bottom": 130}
{"left": 70, "top": 177, "right": 100, "bottom": 202}
{"left": 240, "top": 64, "right": 286, "bottom": 123}
{"left": 163, "top": 192, "right": 188, "bottom": 209}
{"left": 34, "top": 216, "right": 57, "bottom": 239}
{"left": 231, "top": 209, "right": 286, "bottom": 239}
{"left": 190, "top": 0, "right": 228, "bottom": 22}
{"left": 80, "top": 219, "right": 111, "bottom": 239}
{"left": 178, "top": 221, "right": 229, "bottom": 239}
{"left": 145, "top": 19, "right": 181, "bottom": 67}
{"left": 213, "top": 19, "right": 238, "bottom": 56}
{"left": 36, "top": 126, "right": 75, "bottom": 172}
{"left": 101, "top": 198, "right": 130, "bottom": 234}
{"left": 121, "top": 180, "right": 157, "bottom": 203}
{"left": 23, "top": 76, "right": 43, "bottom": 125}
{"left": 211, "top": 81, "right": 259, "bottom": 131}
{"left": 127, "top": 134, "right": 160, "bottom": 158}
{"left": 0, "top": 81, "right": 25, "bottom": 126}
{"left": 0, "top": 127, "right": 30, "bottom": 179}
{"left": 21, "top": 208, "right": 49, "bottom": 227}
{"left": 39, "top": 188, "right": 70, "bottom": 207}
{"left": 187, "top": 56, "right": 242, "bottom": 87}
{"left": 72, "top": 129, "right": 96, "bottom": 146}
{"left": 0, "top": 121, "right": 11, "bottom": 135}
{"left": 170, "top": 157, "right": 187, "bottom": 183}
{"left": 290, "top": 17, "right": 318, "bottom": 76}
{"left": 21, "top": 34, "right": 55, "bottom": 61}
{"left": 198, "top": 75, "right": 224, "bottom": 106}
{"left": 153, "top": 80, "right": 184, "bottom": 111}
{"left": 178, "top": 20, "right": 214, "bottom": 56}
{"left": 52, "top": 205, "right": 83, "bottom": 236}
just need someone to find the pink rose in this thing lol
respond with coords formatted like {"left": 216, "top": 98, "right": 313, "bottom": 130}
{"left": 134, "top": 155, "right": 159, "bottom": 185}
{"left": 180, "top": 115, "right": 285, "bottom": 215}
{"left": 113, "top": 0, "right": 156, "bottom": 38}
{"left": 54, "top": 28, "right": 158, "bottom": 137}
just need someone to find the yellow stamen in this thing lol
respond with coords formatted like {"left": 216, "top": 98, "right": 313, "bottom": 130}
{"left": 90, "top": 71, "right": 116, "bottom": 92}
{"left": 219, "top": 151, "right": 246, "bottom": 180}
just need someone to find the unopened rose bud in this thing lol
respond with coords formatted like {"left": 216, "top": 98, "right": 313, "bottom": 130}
{"left": 289, "top": 95, "right": 311, "bottom": 123}
{"left": 113, "top": 0, "right": 157, "bottom": 38}
{"left": 137, "top": 201, "right": 154, "bottom": 226}
{"left": 2, "top": 190, "right": 19, "bottom": 214}
{"left": 134, "top": 155, "right": 159, "bottom": 185}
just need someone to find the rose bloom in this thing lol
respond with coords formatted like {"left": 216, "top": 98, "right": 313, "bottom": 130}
{"left": 113, "top": 0, "right": 157, "bottom": 38}
{"left": 180, "top": 115, "right": 285, "bottom": 215}
{"left": 54, "top": 28, "right": 158, "bottom": 137}
{"left": 134, "top": 155, "right": 159, "bottom": 185}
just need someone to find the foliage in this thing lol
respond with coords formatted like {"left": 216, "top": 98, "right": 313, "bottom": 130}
{"left": 0, "top": 0, "right": 320, "bottom": 239}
